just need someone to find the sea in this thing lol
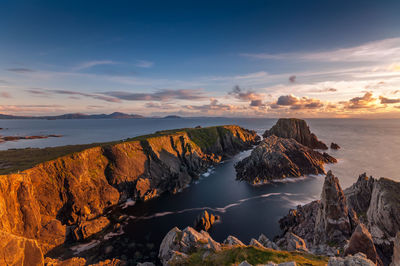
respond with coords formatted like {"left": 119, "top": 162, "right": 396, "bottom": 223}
{"left": 1, "top": 118, "right": 399, "bottom": 263}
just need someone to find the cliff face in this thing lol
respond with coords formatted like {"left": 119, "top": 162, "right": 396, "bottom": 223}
{"left": 263, "top": 118, "right": 328, "bottom": 150}
{"left": 0, "top": 125, "right": 259, "bottom": 260}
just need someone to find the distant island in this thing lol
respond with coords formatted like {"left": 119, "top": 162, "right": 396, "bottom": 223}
{"left": 0, "top": 112, "right": 171, "bottom": 120}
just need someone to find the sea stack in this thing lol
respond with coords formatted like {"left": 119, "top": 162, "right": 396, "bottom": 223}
{"left": 263, "top": 118, "right": 328, "bottom": 150}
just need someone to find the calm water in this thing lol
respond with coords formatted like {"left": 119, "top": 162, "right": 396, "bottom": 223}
{"left": 1, "top": 118, "right": 400, "bottom": 262}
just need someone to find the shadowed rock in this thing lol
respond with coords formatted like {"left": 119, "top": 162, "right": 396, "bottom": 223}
{"left": 263, "top": 118, "right": 328, "bottom": 149}
{"left": 330, "top": 143, "right": 340, "bottom": 149}
{"left": 391, "top": 232, "right": 400, "bottom": 266}
{"left": 328, "top": 253, "right": 375, "bottom": 266}
{"left": 235, "top": 136, "right": 336, "bottom": 184}
{"left": 276, "top": 232, "right": 308, "bottom": 252}
{"left": 194, "top": 210, "right": 220, "bottom": 231}
{"left": 344, "top": 223, "right": 382, "bottom": 265}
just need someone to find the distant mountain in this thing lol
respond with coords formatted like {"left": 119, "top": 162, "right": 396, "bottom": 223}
{"left": 0, "top": 112, "right": 145, "bottom": 120}
{"left": 163, "top": 115, "right": 182, "bottom": 119}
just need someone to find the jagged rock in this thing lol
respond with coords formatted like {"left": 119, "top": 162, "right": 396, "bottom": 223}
{"left": 194, "top": 210, "right": 220, "bottom": 231}
{"left": 263, "top": 118, "right": 328, "bottom": 149}
{"left": 136, "top": 262, "right": 156, "bottom": 266}
{"left": 235, "top": 136, "right": 336, "bottom": 184}
{"left": 330, "top": 143, "right": 340, "bottom": 149}
{"left": 276, "top": 232, "right": 308, "bottom": 252}
{"left": 158, "top": 226, "right": 221, "bottom": 265}
{"left": 391, "top": 232, "right": 400, "bottom": 266}
{"left": 71, "top": 216, "right": 110, "bottom": 241}
{"left": 249, "top": 238, "right": 265, "bottom": 248}
{"left": 328, "top": 253, "right": 375, "bottom": 266}
{"left": 263, "top": 263, "right": 297, "bottom": 266}
{"left": 258, "top": 234, "right": 280, "bottom": 250}
{"left": 45, "top": 257, "right": 125, "bottom": 266}
{"left": 223, "top": 235, "right": 245, "bottom": 246}
{"left": 344, "top": 223, "right": 382, "bottom": 265}
{"left": 0, "top": 230, "right": 43, "bottom": 266}
{"left": 238, "top": 260, "right": 252, "bottom": 266}
{"left": 314, "top": 171, "right": 355, "bottom": 246}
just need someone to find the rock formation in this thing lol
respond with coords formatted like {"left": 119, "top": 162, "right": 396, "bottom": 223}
{"left": 278, "top": 171, "right": 400, "bottom": 264}
{"left": 344, "top": 223, "right": 382, "bottom": 265}
{"left": 391, "top": 232, "right": 400, "bottom": 266}
{"left": 328, "top": 253, "right": 375, "bottom": 266}
{"left": 235, "top": 136, "right": 336, "bottom": 184}
{"left": 263, "top": 118, "right": 328, "bottom": 150}
{"left": 0, "top": 125, "right": 259, "bottom": 263}
{"left": 330, "top": 142, "right": 340, "bottom": 149}
{"left": 275, "top": 232, "right": 308, "bottom": 252}
{"left": 193, "top": 210, "right": 220, "bottom": 231}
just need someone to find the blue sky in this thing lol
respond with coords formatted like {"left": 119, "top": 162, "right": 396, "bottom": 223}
{"left": 1, "top": 0, "right": 400, "bottom": 117}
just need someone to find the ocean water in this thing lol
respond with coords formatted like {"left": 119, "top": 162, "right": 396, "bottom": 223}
{"left": 1, "top": 118, "right": 399, "bottom": 262}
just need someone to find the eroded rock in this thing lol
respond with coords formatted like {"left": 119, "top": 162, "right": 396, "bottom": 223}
{"left": 328, "top": 253, "right": 375, "bottom": 266}
{"left": 194, "top": 210, "right": 220, "bottom": 231}
{"left": 330, "top": 143, "right": 340, "bottom": 150}
{"left": 71, "top": 216, "right": 110, "bottom": 241}
{"left": 276, "top": 232, "right": 308, "bottom": 252}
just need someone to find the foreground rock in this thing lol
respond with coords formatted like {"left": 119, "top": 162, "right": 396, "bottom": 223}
{"left": 278, "top": 171, "right": 400, "bottom": 264}
{"left": 263, "top": 118, "right": 328, "bottom": 149}
{"left": 159, "top": 226, "right": 327, "bottom": 265}
{"left": 344, "top": 223, "right": 382, "bottom": 265}
{"left": 235, "top": 136, "right": 336, "bottom": 184}
{"left": 328, "top": 253, "right": 375, "bottom": 266}
{"left": 193, "top": 210, "right": 220, "bottom": 231}
{"left": 0, "top": 125, "right": 259, "bottom": 263}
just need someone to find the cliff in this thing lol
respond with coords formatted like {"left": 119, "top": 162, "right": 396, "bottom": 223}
{"left": 263, "top": 118, "right": 328, "bottom": 150}
{"left": 0, "top": 125, "right": 259, "bottom": 263}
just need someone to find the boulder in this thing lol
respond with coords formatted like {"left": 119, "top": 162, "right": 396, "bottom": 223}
{"left": 223, "top": 235, "right": 245, "bottom": 247}
{"left": 263, "top": 118, "right": 328, "bottom": 149}
{"left": 391, "top": 232, "right": 400, "bottom": 266}
{"left": 71, "top": 216, "right": 110, "bottom": 241}
{"left": 194, "top": 210, "right": 220, "bottom": 231}
{"left": 276, "top": 232, "right": 308, "bottom": 252}
{"left": 314, "top": 171, "right": 355, "bottom": 246}
{"left": 235, "top": 136, "right": 336, "bottom": 184}
{"left": 344, "top": 223, "right": 382, "bottom": 265}
{"left": 258, "top": 234, "right": 280, "bottom": 250}
{"left": 330, "top": 143, "right": 340, "bottom": 149}
{"left": 328, "top": 253, "right": 375, "bottom": 266}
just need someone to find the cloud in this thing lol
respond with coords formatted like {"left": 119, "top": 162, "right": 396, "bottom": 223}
{"left": 229, "top": 85, "right": 262, "bottom": 101}
{"left": 379, "top": 96, "right": 400, "bottom": 104}
{"left": 241, "top": 37, "right": 400, "bottom": 63}
{"left": 26, "top": 88, "right": 121, "bottom": 103}
{"left": 273, "top": 94, "right": 324, "bottom": 110}
{"left": 289, "top": 75, "right": 296, "bottom": 83}
{"left": 102, "top": 89, "right": 206, "bottom": 101}
{"left": 0, "top": 80, "right": 8, "bottom": 84}
{"left": 250, "top": 99, "right": 265, "bottom": 107}
{"left": 344, "top": 92, "right": 377, "bottom": 109}
{"left": 184, "top": 98, "right": 240, "bottom": 113}
{"left": 135, "top": 60, "right": 154, "bottom": 68}
{"left": 0, "top": 92, "right": 11, "bottom": 98}
{"left": 73, "top": 60, "right": 117, "bottom": 71}
{"left": 7, "top": 68, "right": 35, "bottom": 73}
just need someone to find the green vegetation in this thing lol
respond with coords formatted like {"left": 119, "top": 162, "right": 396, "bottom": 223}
{"left": 0, "top": 125, "right": 236, "bottom": 175}
{"left": 172, "top": 246, "right": 328, "bottom": 266}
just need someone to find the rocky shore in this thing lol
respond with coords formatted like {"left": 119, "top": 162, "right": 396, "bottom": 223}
{"left": 0, "top": 134, "right": 62, "bottom": 143}
{"left": 0, "top": 125, "right": 259, "bottom": 265}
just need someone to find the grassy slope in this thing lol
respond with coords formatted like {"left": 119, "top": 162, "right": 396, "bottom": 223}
{"left": 177, "top": 246, "right": 328, "bottom": 266}
{"left": 0, "top": 125, "right": 233, "bottom": 175}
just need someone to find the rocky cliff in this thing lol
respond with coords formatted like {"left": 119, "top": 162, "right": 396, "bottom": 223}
{"left": 263, "top": 118, "right": 328, "bottom": 150}
{"left": 277, "top": 172, "right": 400, "bottom": 265}
{"left": 235, "top": 136, "right": 336, "bottom": 184}
{"left": 0, "top": 125, "right": 259, "bottom": 264}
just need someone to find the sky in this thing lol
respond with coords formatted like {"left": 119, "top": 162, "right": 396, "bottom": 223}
{"left": 1, "top": 0, "right": 400, "bottom": 118}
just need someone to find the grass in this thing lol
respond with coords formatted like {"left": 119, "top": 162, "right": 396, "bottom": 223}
{"left": 0, "top": 125, "right": 236, "bottom": 175}
{"left": 171, "top": 246, "right": 328, "bottom": 266}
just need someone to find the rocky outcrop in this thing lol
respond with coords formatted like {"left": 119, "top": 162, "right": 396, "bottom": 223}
{"left": 193, "top": 210, "right": 220, "bottom": 231}
{"left": 344, "top": 223, "right": 382, "bottom": 265}
{"left": 278, "top": 171, "right": 400, "bottom": 263}
{"left": 223, "top": 235, "right": 245, "bottom": 247}
{"left": 235, "top": 136, "right": 336, "bottom": 184}
{"left": 328, "top": 253, "right": 375, "bottom": 266}
{"left": 158, "top": 226, "right": 221, "bottom": 265}
{"left": 258, "top": 234, "right": 280, "bottom": 250}
{"left": 391, "top": 232, "right": 400, "bottom": 266}
{"left": 263, "top": 118, "right": 328, "bottom": 150}
{"left": 0, "top": 125, "right": 259, "bottom": 263}
{"left": 330, "top": 143, "right": 340, "bottom": 149}
{"left": 276, "top": 232, "right": 308, "bottom": 252}
{"left": 314, "top": 171, "right": 356, "bottom": 246}
{"left": 0, "top": 134, "right": 62, "bottom": 143}
{"left": 44, "top": 257, "right": 125, "bottom": 265}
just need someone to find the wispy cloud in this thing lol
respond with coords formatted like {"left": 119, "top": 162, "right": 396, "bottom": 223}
{"left": 102, "top": 89, "right": 206, "bottom": 101}
{"left": 73, "top": 60, "right": 118, "bottom": 71}
{"left": 26, "top": 88, "right": 121, "bottom": 103}
{"left": 0, "top": 92, "right": 11, "bottom": 98}
{"left": 135, "top": 60, "right": 154, "bottom": 68}
{"left": 241, "top": 37, "right": 400, "bottom": 63}
{"left": 7, "top": 68, "right": 35, "bottom": 73}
